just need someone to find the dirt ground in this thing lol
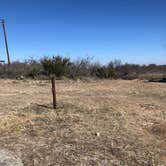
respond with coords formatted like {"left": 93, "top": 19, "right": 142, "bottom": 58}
{"left": 0, "top": 79, "right": 165, "bottom": 166}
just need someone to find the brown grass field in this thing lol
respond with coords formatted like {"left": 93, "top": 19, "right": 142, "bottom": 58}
{"left": 0, "top": 79, "right": 165, "bottom": 165}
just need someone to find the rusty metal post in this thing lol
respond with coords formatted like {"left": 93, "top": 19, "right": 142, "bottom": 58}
{"left": 51, "top": 77, "right": 56, "bottom": 109}
{"left": 1, "top": 19, "right": 10, "bottom": 65}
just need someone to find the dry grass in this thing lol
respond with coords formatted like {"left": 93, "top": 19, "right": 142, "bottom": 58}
{"left": 139, "top": 73, "right": 166, "bottom": 81}
{"left": 0, "top": 79, "right": 165, "bottom": 165}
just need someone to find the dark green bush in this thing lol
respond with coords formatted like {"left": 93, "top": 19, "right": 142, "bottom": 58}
{"left": 28, "top": 68, "right": 40, "bottom": 78}
{"left": 41, "top": 56, "right": 71, "bottom": 77}
{"left": 96, "top": 66, "right": 116, "bottom": 78}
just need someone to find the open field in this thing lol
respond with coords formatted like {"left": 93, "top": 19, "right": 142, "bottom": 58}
{"left": 0, "top": 79, "right": 165, "bottom": 165}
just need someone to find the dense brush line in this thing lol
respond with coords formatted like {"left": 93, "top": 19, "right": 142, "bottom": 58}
{"left": 0, "top": 55, "right": 165, "bottom": 80}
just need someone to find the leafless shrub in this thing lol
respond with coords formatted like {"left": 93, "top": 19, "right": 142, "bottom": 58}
{"left": 0, "top": 59, "right": 42, "bottom": 79}
{"left": 0, "top": 56, "right": 165, "bottom": 80}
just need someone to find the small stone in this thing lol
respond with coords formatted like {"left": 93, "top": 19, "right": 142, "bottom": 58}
{"left": 95, "top": 132, "right": 100, "bottom": 137}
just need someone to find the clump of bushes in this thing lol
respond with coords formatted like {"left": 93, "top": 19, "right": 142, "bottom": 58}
{"left": 0, "top": 59, "right": 42, "bottom": 79}
{"left": 40, "top": 56, "right": 117, "bottom": 79}
{"left": 0, "top": 55, "right": 165, "bottom": 80}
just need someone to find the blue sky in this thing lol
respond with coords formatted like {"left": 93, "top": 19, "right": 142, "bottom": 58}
{"left": 0, "top": 0, "right": 166, "bottom": 64}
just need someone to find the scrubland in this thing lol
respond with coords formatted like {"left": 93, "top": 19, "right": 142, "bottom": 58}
{"left": 0, "top": 79, "right": 165, "bottom": 165}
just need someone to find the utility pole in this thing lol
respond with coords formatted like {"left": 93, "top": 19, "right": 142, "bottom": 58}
{"left": 0, "top": 19, "right": 10, "bottom": 65}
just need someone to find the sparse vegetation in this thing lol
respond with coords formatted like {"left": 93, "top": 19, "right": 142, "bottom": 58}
{"left": 0, "top": 55, "right": 166, "bottom": 81}
{"left": 0, "top": 79, "right": 165, "bottom": 165}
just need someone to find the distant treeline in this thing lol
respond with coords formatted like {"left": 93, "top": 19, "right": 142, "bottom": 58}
{"left": 0, "top": 55, "right": 166, "bottom": 80}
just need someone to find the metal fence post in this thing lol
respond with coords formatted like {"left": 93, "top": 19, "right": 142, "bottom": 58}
{"left": 51, "top": 77, "right": 56, "bottom": 109}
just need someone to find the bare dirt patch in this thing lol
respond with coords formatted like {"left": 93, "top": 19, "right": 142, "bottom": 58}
{"left": 0, "top": 149, "right": 23, "bottom": 166}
